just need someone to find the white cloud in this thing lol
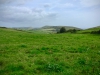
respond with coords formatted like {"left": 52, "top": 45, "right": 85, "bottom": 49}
{"left": 0, "top": 6, "right": 57, "bottom": 25}
{"left": 43, "top": 3, "right": 51, "bottom": 8}
{"left": 0, "top": 0, "right": 100, "bottom": 28}
{"left": 63, "top": 3, "right": 74, "bottom": 7}
{"left": 56, "top": 3, "right": 74, "bottom": 8}
{"left": 80, "top": 0, "right": 100, "bottom": 7}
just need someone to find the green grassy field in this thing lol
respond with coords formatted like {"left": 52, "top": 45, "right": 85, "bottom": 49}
{"left": 0, "top": 28, "right": 100, "bottom": 75}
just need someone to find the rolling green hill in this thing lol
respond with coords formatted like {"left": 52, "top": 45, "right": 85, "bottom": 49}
{"left": 78, "top": 26, "right": 100, "bottom": 34}
{"left": 42, "top": 25, "right": 81, "bottom": 30}
{"left": 13, "top": 25, "right": 82, "bottom": 34}
{"left": 86, "top": 26, "right": 100, "bottom": 31}
{"left": 41, "top": 25, "right": 82, "bottom": 33}
{"left": 0, "top": 27, "right": 100, "bottom": 75}
{"left": 2, "top": 25, "right": 100, "bottom": 34}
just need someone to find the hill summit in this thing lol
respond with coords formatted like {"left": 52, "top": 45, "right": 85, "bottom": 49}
{"left": 41, "top": 25, "right": 82, "bottom": 33}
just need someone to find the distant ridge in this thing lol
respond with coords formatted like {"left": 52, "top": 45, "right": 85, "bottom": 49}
{"left": 41, "top": 25, "right": 82, "bottom": 32}
{"left": 1, "top": 25, "right": 100, "bottom": 34}
{"left": 12, "top": 25, "right": 82, "bottom": 33}
{"left": 86, "top": 26, "right": 100, "bottom": 30}
{"left": 78, "top": 26, "right": 100, "bottom": 34}
{"left": 42, "top": 25, "right": 81, "bottom": 30}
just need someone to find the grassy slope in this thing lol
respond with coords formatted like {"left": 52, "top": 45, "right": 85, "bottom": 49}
{"left": 29, "top": 29, "right": 55, "bottom": 34}
{"left": 41, "top": 26, "right": 82, "bottom": 33}
{"left": 87, "top": 26, "right": 100, "bottom": 30}
{"left": 42, "top": 26, "right": 81, "bottom": 30}
{"left": 0, "top": 28, "right": 100, "bottom": 75}
{"left": 78, "top": 26, "right": 100, "bottom": 33}
{"left": 14, "top": 26, "right": 82, "bottom": 34}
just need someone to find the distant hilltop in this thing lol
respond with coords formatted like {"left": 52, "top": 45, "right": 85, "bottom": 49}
{"left": 42, "top": 25, "right": 82, "bottom": 31}
{"left": 0, "top": 25, "right": 100, "bottom": 34}
{"left": 9, "top": 25, "right": 100, "bottom": 31}
{"left": 86, "top": 26, "right": 100, "bottom": 30}
{"left": 11, "top": 25, "right": 82, "bottom": 33}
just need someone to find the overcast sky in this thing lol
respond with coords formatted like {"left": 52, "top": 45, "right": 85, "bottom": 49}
{"left": 0, "top": 0, "right": 100, "bottom": 28}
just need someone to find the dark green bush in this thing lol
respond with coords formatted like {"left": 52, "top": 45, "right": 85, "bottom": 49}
{"left": 67, "top": 29, "right": 77, "bottom": 33}
{"left": 59, "top": 27, "right": 66, "bottom": 33}
{"left": 91, "top": 30, "right": 100, "bottom": 34}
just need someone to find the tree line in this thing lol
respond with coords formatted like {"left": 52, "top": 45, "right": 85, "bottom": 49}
{"left": 57, "top": 27, "right": 77, "bottom": 33}
{"left": 58, "top": 27, "right": 100, "bottom": 34}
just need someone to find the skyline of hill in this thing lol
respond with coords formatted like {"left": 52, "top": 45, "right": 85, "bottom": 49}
{"left": 0, "top": 25, "right": 100, "bottom": 34}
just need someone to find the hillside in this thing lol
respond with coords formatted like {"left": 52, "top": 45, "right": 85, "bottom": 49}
{"left": 86, "top": 26, "right": 100, "bottom": 31}
{"left": 1, "top": 25, "right": 100, "bottom": 34}
{"left": 13, "top": 25, "right": 82, "bottom": 34}
{"left": 41, "top": 25, "right": 82, "bottom": 32}
{"left": 42, "top": 25, "right": 81, "bottom": 29}
{"left": 0, "top": 27, "right": 100, "bottom": 75}
{"left": 78, "top": 26, "right": 100, "bottom": 34}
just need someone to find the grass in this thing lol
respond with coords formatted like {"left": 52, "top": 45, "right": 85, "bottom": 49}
{"left": 78, "top": 26, "right": 100, "bottom": 34}
{"left": 0, "top": 28, "right": 100, "bottom": 75}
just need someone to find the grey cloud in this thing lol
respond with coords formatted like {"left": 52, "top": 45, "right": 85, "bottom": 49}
{"left": 0, "top": 5, "right": 58, "bottom": 24}
{"left": 46, "top": 13, "right": 57, "bottom": 20}
{"left": 0, "top": 6, "right": 33, "bottom": 22}
{"left": 80, "top": 0, "right": 100, "bottom": 7}
{"left": 0, "top": 0, "right": 33, "bottom": 5}
{"left": 0, "top": 0, "right": 12, "bottom": 4}
{"left": 44, "top": 4, "right": 51, "bottom": 8}
{"left": 32, "top": 8, "right": 43, "bottom": 13}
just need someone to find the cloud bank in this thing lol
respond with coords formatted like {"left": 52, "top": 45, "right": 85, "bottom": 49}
{"left": 0, "top": 0, "right": 100, "bottom": 28}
